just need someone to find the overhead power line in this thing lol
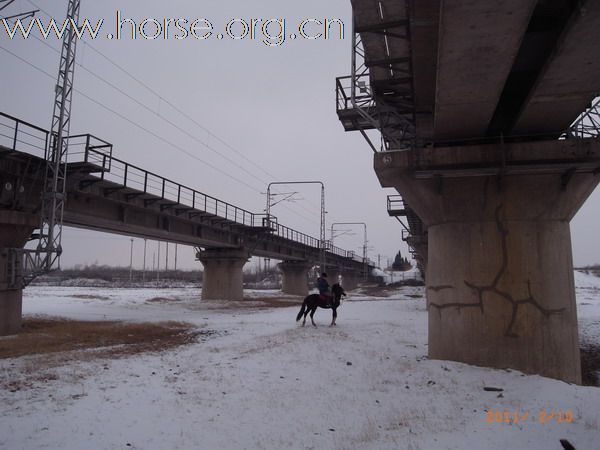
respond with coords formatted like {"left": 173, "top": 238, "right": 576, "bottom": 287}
{"left": 0, "top": 45, "right": 321, "bottom": 228}
{"left": 18, "top": 1, "right": 324, "bottom": 225}
{"left": 0, "top": 44, "right": 261, "bottom": 193}
{"left": 30, "top": 35, "right": 273, "bottom": 190}
{"left": 24, "top": 0, "right": 276, "bottom": 182}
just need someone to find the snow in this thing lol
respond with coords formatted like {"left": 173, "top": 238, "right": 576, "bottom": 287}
{"left": 576, "top": 270, "right": 600, "bottom": 348}
{"left": 371, "top": 267, "right": 423, "bottom": 285}
{"left": 1, "top": 272, "right": 599, "bottom": 449}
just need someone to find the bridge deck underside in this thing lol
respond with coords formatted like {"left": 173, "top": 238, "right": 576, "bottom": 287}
{"left": 513, "top": 1, "right": 600, "bottom": 135}
{"left": 410, "top": 0, "right": 439, "bottom": 141}
{"left": 352, "top": 0, "right": 409, "bottom": 83}
{"left": 351, "top": 0, "right": 600, "bottom": 144}
{"left": 0, "top": 147, "right": 370, "bottom": 272}
{"left": 434, "top": 0, "right": 538, "bottom": 140}
{"left": 351, "top": 0, "right": 415, "bottom": 147}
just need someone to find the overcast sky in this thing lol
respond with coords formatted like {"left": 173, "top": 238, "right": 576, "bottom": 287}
{"left": 1, "top": 0, "right": 599, "bottom": 271}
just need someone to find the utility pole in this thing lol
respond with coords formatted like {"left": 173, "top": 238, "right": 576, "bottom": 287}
{"left": 165, "top": 242, "right": 169, "bottom": 274}
{"left": 266, "top": 181, "right": 326, "bottom": 272}
{"left": 129, "top": 238, "right": 133, "bottom": 282}
{"left": 157, "top": 241, "right": 160, "bottom": 282}
{"left": 142, "top": 239, "right": 147, "bottom": 282}
{"left": 174, "top": 244, "right": 178, "bottom": 272}
{"left": 330, "top": 222, "right": 368, "bottom": 280}
{"left": 36, "top": 0, "right": 81, "bottom": 274}
{"left": 3, "top": 0, "right": 80, "bottom": 288}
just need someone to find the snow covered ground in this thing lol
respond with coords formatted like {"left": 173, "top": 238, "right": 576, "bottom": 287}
{"left": 575, "top": 270, "right": 600, "bottom": 349}
{"left": 1, "top": 272, "right": 599, "bottom": 450}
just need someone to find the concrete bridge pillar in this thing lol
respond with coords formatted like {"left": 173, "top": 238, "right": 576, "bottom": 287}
{"left": 322, "top": 270, "right": 341, "bottom": 288}
{"left": 278, "top": 261, "right": 311, "bottom": 296}
{"left": 0, "top": 211, "right": 37, "bottom": 336}
{"left": 197, "top": 248, "right": 249, "bottom": 301}
{"left": 375, "top": 141, "right": 600, "bottom": 383}
{"left": 340, "top": 272, "right": 359, "bottom": 291}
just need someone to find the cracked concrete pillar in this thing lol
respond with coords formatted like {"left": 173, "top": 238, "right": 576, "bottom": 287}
{"left": 197, "top": 248, "right": 249, "bottom": 301}
{"left": 278, "top": 261, "right": 311, "bottom": 296}
{"left": 375, "top": 140, "right": 600, "bottom": 383}
{"left": 0, "top": 211, "right": 38, "bottom": 336}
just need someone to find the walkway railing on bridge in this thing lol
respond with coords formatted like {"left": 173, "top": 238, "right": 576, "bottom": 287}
{"left": 387, "top": 195, "right": 407, "bottom": 217}
{"left": 1, "top": 112, "right": 370, "bottom": 264}
{"left": 66, "top": 134, "right": 113, "bottom": 171}
{"left": 336, "top": 74, "right": 377, "bottom": 113}
{"left": 0, "top": 112, "right": 49, "bottom": 158}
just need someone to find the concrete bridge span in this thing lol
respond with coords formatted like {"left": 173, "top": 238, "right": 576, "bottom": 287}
{"left": 0, "top": 113, "right": 374, "bottom": 335}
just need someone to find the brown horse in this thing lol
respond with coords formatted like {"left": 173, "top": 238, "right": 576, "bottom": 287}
{"left": 296, "top": 283, "right": 347, "bottom": 327}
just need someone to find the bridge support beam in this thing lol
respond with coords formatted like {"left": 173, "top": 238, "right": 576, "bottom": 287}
{"left": 278, "top": 261, "right": 311, "bottom": 296}
{"left": 0, "top": 212, "right": 37, "bottom": 336}
{"left": 375, "top": 140, "right": 600, "bottom": 384}
{"left": 197, "top": 248, "right": 249, "bottom": 301}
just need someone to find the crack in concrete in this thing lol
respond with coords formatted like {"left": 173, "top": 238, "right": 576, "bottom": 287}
{"left": 429, "top": 206, "right": 565, "bottom": 337}
{"left": 427, "top": 285, "right": 455, "bottom": 292}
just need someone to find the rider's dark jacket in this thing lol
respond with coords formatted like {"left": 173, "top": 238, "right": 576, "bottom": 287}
{"left": 316, "top": 277, "right": 330, "bottom": 295}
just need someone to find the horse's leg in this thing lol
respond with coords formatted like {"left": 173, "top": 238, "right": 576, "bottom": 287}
{"left": 331, "top": 307, "right": 337, "bottom": 326}
{"left": 310, "top": 307, "right": 317, "bottom": 327}
{"left": 302, "top": 301, "right": 312, "bottom": 326}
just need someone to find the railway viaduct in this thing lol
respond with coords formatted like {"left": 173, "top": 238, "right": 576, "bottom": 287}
{"left": 0, "top": 113, "right": 375, "bottom": 335}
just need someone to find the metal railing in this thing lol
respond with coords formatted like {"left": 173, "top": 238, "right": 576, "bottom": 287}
{"left": 66, "top": 133, "right": 113, "bottom": 171}
{"left": 401, "top": 229, "right": 410, "bottom": 242}
{"left": 336, "top": 74, "right": 377, "bottom": 113}
{"left": 268, "top": 221, "right": 320, "bottom": 248}
{"left": 337, "top": 13, "right": 418, "bottom": 152}
{"left": 68, "top": 146, "right": 372, "bottom": 260}
{"left": 387, "top": 195, "right": 406, "bottom": 215}
{"left": 78, "top": 146, "right": 368, "bottom": 261}
{"left": 85, "top": 146, "right": 261, "bottom": 227}
{"left": 1, "top": 111, "right": 372, "bottom": 267}
{"left": 0, "top": 112, "right": 49, "bottom": 158}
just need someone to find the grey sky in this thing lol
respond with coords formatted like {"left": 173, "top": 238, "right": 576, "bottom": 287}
{"left": 1, "top": 0, "right": 599, "bottom": 271}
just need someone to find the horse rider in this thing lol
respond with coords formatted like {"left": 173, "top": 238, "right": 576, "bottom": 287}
{"left": 316, "top": 272, "right": 333, "bottom": 305}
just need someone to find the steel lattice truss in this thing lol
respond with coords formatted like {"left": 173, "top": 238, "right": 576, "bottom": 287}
{"left": 336, "top": 3, "right": 417, "bottom": 153}
{"left": 34, "top": 0, "right": 81, "bottom": 274}
{"left": 8, "top": 0, "right": 82, "bottom": 287}
{"left": 568, "top": 97, "right": 600, "bottom": 139}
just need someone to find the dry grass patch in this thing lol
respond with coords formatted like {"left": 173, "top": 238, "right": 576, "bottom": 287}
{"left": 145, "top": 296, "right": 183, "bottom": 304}
{"left": 356, "top": 284, "right": 397, "bottom": 298}
{"left": 0, "top": 318, "right": 216, "bottom": 392}
{"left": 69, "top": 294, "right": 111, "bottom": 300}
{"left": 356, "top": 281, "right": 425, "bottom": 298}
{"left": 190, "top": 296, "right": 301, "bottom": 311}
{"left": 0, "top": 318, "right": 203, "bottom": 360}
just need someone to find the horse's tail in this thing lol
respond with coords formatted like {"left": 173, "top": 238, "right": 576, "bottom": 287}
{"left": 296, "top": 300, "right": 306, "bottom": 322}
